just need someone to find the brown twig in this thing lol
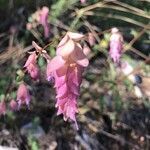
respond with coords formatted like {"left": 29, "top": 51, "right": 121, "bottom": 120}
{"left": 124, "top": 24, "right": 149, "bottom": 51}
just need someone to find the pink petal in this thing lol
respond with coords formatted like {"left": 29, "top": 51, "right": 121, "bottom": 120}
{"left": 32, "top": 41, "right": 42, "bottom": 51}
{"left": 28, "top": 64, "right": 39, "bottom": 80}
{"left": 56, "top": 83, "right": 68, "bottom": 98}
{"left": 57, "top": 35, "right": 69, "bottom": 54}
{"left": 55, "top": 98, "right": 67, "bottom": 108}
{"left": 67, "top": 67, "right": 80, "bottom": 87}
{"left": 16, "top": 83, "right": 31, "bottom": 108}
{"left": 83, "top": 44, "right": 91, "bottom": 56}
{"left": 71, "top": 45, "right": 89, "bottom": 67}
{"left": 67, "top": 67, "right": 78, "bottom": 86}
{"left": 67, "top": 32, "right": 84, "bottom": 40}
{"left": 57, "top": 38, "right": 75, "bottom": 59}
{"left": 47, "top": 55, "right": 66, "bottom": 74}
{"left": 39, "top": 6, "right": 49, "bottom": 25}
{"left": 56, "top": 64, "right": 68, "bottom": 77}
{"left": 69, "top": 84, "right": 79, "bottom": 95}
{"left": 54, "top": 74, "right": 66, "bottom": 88}
{"left": 24, "top": 52, "right": 37, "bottom": 67}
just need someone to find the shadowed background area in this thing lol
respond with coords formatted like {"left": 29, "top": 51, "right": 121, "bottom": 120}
{"left": 0, "top": 0, "right": 149, "bottom": 150}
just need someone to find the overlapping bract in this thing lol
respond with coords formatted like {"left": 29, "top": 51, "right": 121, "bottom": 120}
{"left": 47, "top": 32, "right": 89, "bottom": 129}
{"left": 109, "top": 28, "right": 123, "bottom": 64}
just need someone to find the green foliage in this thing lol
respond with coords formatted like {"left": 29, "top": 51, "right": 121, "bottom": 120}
{"left": 51, "top": 0, "right": 78, "bottom": 22}
{"left": 38, "top": 57, "right": 45, "bottom": 68}
{"left": 28, "top": 136, "right": 39, "bottom": 150}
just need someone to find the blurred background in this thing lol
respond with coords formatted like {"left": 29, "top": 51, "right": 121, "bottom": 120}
{"left": 0, "top": 0, "right": 149, "bottom": 150}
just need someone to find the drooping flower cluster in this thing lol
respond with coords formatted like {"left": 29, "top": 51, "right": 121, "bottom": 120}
{"left": 24, "top": 52, "right": 39, "bottom": 80}
{"left": 0, "top": 83, "right": 30, "bottom": 115}
{"left": 26, "top": 6, "right": 50, "bottom": 38}
{"left": 47, "top": 32, "right": 89, "bottom": 129}
{"left": 17, "top": 83, "right": 31, "bottom": 109}
{"left": 109, "top": 27, "right": 123, "bottom": 64}
{"left": 1, "top": 31, "right": 91, "bottom": 128}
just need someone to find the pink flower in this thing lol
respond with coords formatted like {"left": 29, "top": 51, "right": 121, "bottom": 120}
{"left": 120, "top": 61, "right": 135, "bottom": 82}
{"left": 39, "top": 6, "right": 50, "bottom": 38}
{"left": 9, "top": 99, "right": 18, "bottom": 111}
{"left": 109, "top": 27, "right": 123, "bottom": 64}
{"left": 80, "top": 0, "right": 86, "bottom": 4}
{"left": 83, "top": 44, "right": 91, "bottom": 56}
{"left": 47, "top": 32, "right": 89, "bottom": 129}
{"left": 17, "top": 83, "right": 31, "bottom": 109}
{"left": 0, "top": 101, "right": 6, "bottom": 115}
{"left": 87, "top": 33, "right": 95, "bottom": 46}
{"left": 24, "top": 52, "right": 39, "bottom": 80}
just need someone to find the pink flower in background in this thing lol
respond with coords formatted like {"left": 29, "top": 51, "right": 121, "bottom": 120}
{"left": 9, "top": 99, "right": 18, "bottom": 111}
{"left": 80, "top": 0, "right": 86, "bottom": 4}
{"left": 0, "top": 101, "right": 6, "bottom": 115}
{"left": 39, "top": 6, "right": 50, "bottom": 38}
{"left": 27, "top": 63, "right": 39, "bottom": 80}
{"left": 87, "top": 32, "right": 95, "bottom": 46}
{"left": 47, "top": 32, "right": 89, "bottom": 129}
{"left": 120, "top": 61, "right": 135, "bottom": 83}
{"left": 83, "top": 44, "right": 91, "bottom": 56}
{"left": 24, "top": 52, "right": 39, "bottom": 80}
{"left": 24, "top": 52, "right": 37, "bottom": 67}
{"left": 109, "top": 27, "right": 123, "bottom": 64}
{"left": 17, "top": 83, "right": 31, "bottom": 109}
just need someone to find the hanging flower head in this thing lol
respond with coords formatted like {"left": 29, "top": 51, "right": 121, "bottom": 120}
{"left": 39, "top": 6, "right": 50, "bottom": 38}
{"left": 17, "top": 83, "right": 31, "bottom": 109}
{"left": 109, "top": 27, "right": 123, "bottom": 64}
{"left": 47, "top": 32, "right": 89, "bottom": 129}
{"left": 24, "top": 52, "right": 39, "bottom": 80}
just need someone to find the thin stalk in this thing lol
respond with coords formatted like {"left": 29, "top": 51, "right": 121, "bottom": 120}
{"left": 100, "top": 4, "right": 150, "bottom": 19}
{"left": 85, "top": 13, "right": 149, "bottom": 29}
{"left": 112, "top": 1, "right": 148, "bottom": 15}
